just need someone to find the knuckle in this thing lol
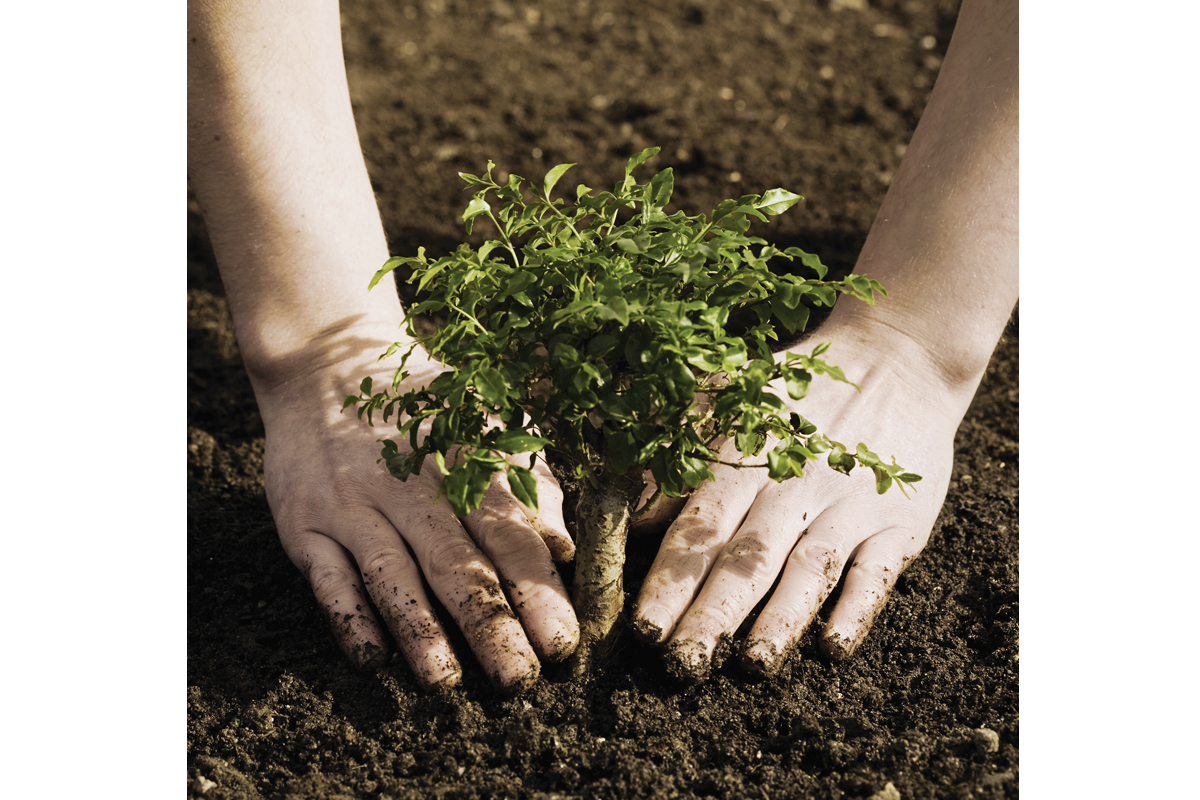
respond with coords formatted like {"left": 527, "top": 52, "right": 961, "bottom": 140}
{"left": 356, "top": 545, "right": 415, "bottom": 585}
{"left": 717, "top": 533, "right": 778, "bottom": 584}
{"left": 422, "top": 534, "right": 489, "bottom": 582}
{"left": 473, "top": 519, "right": 549, "bottom": 564}
{"left": 788, "top": 540, "right": 846, "bottom": 589}
{"left": 849, "top": 557, "right": 895, "bottom": 587}
{"left": 506, "top": 579, "right": 563, "bottom": 616}
{"left": 665, "top": 513, "right": 725, "bottom": 555}
{"left": 308, "top": 561, "right": 356, "bottom": 601}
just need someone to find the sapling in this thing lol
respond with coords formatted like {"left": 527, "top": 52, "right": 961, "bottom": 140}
{"left": 345, "top": 147, "right": 920, "bottom": 677}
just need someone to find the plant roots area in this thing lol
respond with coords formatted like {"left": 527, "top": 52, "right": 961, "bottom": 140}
{"left": 188, "top": 1, "right": 1017, "bottom": 797}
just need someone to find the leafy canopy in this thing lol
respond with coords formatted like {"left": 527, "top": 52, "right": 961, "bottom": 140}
{"left": 345, "top": 147, "right": 920, "bottom": 517}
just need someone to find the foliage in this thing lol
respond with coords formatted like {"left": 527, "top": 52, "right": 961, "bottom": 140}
{"left": 345, "top": 147, "right": 919, "bottom": 517}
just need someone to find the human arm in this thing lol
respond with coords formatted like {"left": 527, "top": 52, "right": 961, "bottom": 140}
{"left": 187, "top": 0, "right": 579, "bottom": 690}
{"left": 630, "top": 0, "right": 1018, "bottom": 678}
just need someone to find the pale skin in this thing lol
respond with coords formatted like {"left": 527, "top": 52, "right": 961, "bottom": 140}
{"left": 189, "top": 0, "right": 1016, "bottom": 688}
{"left": 632, "top": 0, "right": 1017, "bottom": 677}
{"left": 189, "top": 0, "right": 579, "bottom": 692}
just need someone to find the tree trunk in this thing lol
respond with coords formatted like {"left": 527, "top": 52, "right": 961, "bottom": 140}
{"left": 568, "top": 471, "right": 641, "bottom": 677}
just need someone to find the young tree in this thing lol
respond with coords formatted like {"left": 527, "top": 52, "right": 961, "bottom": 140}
{"left": 346, "top": 148, "right": 919, "bottom": 676}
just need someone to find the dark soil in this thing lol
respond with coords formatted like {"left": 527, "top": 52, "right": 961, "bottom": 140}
{"left": 188, "top": 1, "right": 1018, "bottom": 797}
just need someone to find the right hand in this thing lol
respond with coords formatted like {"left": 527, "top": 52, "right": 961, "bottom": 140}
{"left": 252, "top": 323, "right": 578, "bottom": 692}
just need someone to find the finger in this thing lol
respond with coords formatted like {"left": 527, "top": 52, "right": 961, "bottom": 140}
{"left": 820, "top": 533, "right": 916, "bottom": 660}
{"left": 385, "top": 496, "right": 542, "bottom": 693}
{"left": 738, "top": 507, "right": 863, "bottom": 676}
{"left": 661, "top": 481, "right": 826, "bottom": 682}
{"left": 631, "top": 463, "right": 764, "bottom": 645}
{"left": 465, "top": 472, "right": 580, "bottom": 662}
{"left": 338, "top": 508, "right": 464, "bottom": 689}
{"left": 514, "top": 457, "right": 575, "bottom": 562}
{"left": 290, "top": 532, "right": 393, "bottom": 671}
{"left": 629, "top": 472, "right": 687, "bottom": 537}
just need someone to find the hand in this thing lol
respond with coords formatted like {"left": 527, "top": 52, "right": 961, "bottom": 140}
{"left": 631, "top": 323, "right": 966, "bottom": 681}
{"left": 255, "top": 323, "right": 578, "bottom": 692}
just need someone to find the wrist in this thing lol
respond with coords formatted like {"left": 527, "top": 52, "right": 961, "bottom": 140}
{"left": 791, "top": 310, "right": 995, "bottom": 415}
{"left": 239, "top": 309, "right": 414, "bottom": 401}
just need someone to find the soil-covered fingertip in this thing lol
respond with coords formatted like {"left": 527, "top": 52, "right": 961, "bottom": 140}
{"left": 329, "top": 611, "right": 390, "bottom": 670}
{"left": 536, "top": 615, "right": 580, "bottom": 663}
{"left": 740, "top": 637, "right": 782, "bottom": 677}
{"left": 348, "top": 638, "right": 391, "bottom": 671}
{"left": 664, "top": 638, "right": 711, "bottom": 684}
{"left": 543, "top": 534, "right": 575, "bottom": 563}
{"left": 629, "top": 614, "right": 666, "bottom": 646}
{"left": 491, "top": 661, "right": 541, "bottom": 697}
{"left": 821, "top": 630, "right": 856, "bottom": 661}
{"left": 423, "top": 666, "right": 464, "bottom": 694}
{"left": 530, "top": 514, "right": 575, "bottom": 562}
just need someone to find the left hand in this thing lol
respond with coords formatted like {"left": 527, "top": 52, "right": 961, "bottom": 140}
{"left": 630, "top": 327, "right": 967, "bottom": 681}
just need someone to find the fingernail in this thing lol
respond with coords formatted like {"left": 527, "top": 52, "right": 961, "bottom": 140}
{"left": 664, "top": 638, "right": 711, "bottom": 684}
{"left": 537, "top": 615, "right": 580, "bottom": 662}
{"left": 632, "top": 605, "right": 673, "bottom": 644}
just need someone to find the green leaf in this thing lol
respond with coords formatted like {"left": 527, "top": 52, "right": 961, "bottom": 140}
{"left": 679, "top": 454, "right": 715, "bottom": 488}
{"left": 543, "top": 162, "right": 576, "bottom": 198}
{"left": 827, "top": 446, "right": 856, "bottom": 475}
{"left": 735, "top": 430, "right": 767, "bottom": 458}
{"left": 684, "top": 346, "right": 723, "bottom": 373}
{"left": 474, "top": 367, "right": 508, "bottom": 405}
{"left": 789, "top": 412, "right": 818, "bottom": 436}
{"left": 771, "top": 294, "right": 810, "bottom": 334}
{"left": 499, "top": 270, "right": 537, "bottom": 299}
{"left": 409, "top": 299, "right": 447, "bottom": 316}
{"left": 506, "top": 465, "right": 540, "bottom": 510}
{"left": 647, "top": 167, "right": 675, "bottom": 208}
{"left": 766, "top": 446, "right": 792, "bottom": 481}
{"left": 649, "top": 448, "right": 686, "bottom": 497}
{"left": 783, "top": 247, "right": 829, "bottom": 279}
{"left": 755, "top": 188, "right": 803, "bottom": 215}
{"left": 625, "top": 146, "right": 661, "bottom": 175}
{"left": 606, "top": 296, "right": 630, "bottom": 325}
{"left": 359, "top": 376, "right": 373, "bottom": 394}
{"left": 588, "top": 334, "right": 619, "bottom": 358}
{"left": 462, "top": 194, "right": 491, "bottom": 234}
{"left": 784, "top": 368, "right": 811, "bottom": 400}
{"left": 855, "top": 442, "right": 882, "bottom": 467}
{"left": 368, "top": 256, "right": 406, "bottom": 291}
{"left": 476, "top": 240, "right": 504, "bottom": 264}
{"left": 492, "top": 430, "right": 551, "bottom": 454}
{"left": 442, "top": 468, "right": 473, "bottom": 517}
{"left": 607, "top": 429, "right": 640, "bottom": 474}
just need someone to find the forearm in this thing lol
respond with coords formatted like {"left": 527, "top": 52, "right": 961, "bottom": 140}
{"left": 822, "top": 0, "right": 1018, "bottom": 401}
{"left": 187, "top": 0, "right": 406, "bottom": 390}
